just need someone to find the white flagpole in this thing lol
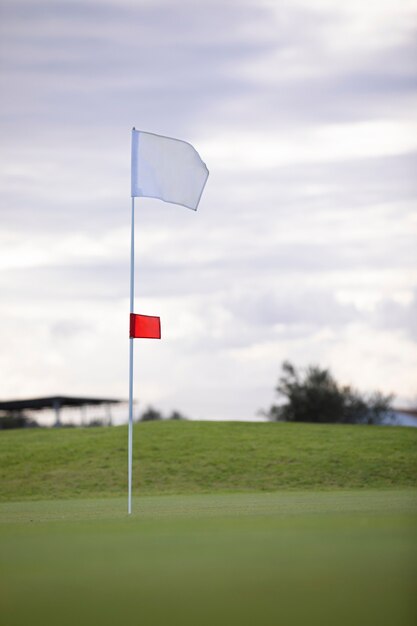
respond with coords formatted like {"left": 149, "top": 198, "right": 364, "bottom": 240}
{"left": 128, "top": 195, "right": 135, "bottom": 515}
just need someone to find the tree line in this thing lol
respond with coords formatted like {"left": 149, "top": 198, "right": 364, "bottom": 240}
{"left": 262, "top": 361, "right": 394, "bottom": 425}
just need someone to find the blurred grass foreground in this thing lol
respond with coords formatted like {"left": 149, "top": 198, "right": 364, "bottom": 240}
{"left": 1, "top": 421, "right": 416, "bottom": 626}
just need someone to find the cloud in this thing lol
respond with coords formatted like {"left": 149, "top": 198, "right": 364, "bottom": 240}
{"left": 0, "top": 0, "right": 416, "bottom": 417}
{"left": 226, "top": 290, "right": 359, "bottom": 328}
{"left": 373, "top": 291, "right": 417, "bottom": 342}
{"left": 2, "top": 0, "right": 416, "bottom": 140}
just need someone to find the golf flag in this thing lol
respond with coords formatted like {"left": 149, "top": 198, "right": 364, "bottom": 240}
{"left": 131, "top": 129, "right": 209, "bottom": 210}
{"left": 127, "top": 128, "right": 209, "bottom": 515}
{"left": 130, "top": 313, "right": 161, "bottom": 339}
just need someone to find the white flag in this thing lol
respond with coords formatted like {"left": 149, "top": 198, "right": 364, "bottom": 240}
{"left": 131, "top": 129, "right": 209, "bottom": 210}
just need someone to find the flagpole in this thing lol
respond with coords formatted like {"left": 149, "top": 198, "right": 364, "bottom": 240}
{"left": 128, "top": 196, "right": 135, "bottom": 515}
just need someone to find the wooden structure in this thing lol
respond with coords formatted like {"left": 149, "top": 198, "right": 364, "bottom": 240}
{"left": 0, "top": 395, "right": 122, "bottom": 427}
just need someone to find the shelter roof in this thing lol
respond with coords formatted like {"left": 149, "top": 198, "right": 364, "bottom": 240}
{"left": 0, "top": 395, "right": 122, "bottom": 412}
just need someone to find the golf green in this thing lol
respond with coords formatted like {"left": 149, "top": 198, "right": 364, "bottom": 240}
{"left": 1, "top": 490, "right": 416, "bottom": 626}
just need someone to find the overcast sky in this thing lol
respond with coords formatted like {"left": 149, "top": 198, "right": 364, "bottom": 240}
{"left": 0, "top": 0, "right": 416, "bottom": 421}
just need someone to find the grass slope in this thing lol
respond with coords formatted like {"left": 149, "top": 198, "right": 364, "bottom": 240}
{"left": 0, "top": 421, "right": 416, "bottom": 501}
{"left": 0, "top": 491, "right": 416, "bottom": 626}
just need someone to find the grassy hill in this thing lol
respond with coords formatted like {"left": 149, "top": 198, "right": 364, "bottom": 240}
{"left": 1, "top": 420, "right": 416, "bottom": 501}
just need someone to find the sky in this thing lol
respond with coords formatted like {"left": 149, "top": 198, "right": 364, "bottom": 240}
{"left": 0, "top": 0, "right": 416, "bottom": 422}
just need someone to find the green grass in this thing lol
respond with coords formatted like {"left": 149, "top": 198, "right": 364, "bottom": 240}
{"left": 0, "top": 491, "right": 416, "bottom": 626}
{"left": 0, "top": 421, "right": 416, "bottom": 501}
{"left": 1, "top": 423, "right": 416, "bottom": 625}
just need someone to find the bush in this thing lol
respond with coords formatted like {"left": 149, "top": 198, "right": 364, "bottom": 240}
{"left": 264, "top": 361, "right": 394, "bottom": 425}
{"left": 86, "top": 419, "right": 105, "bottom": 428}
{"left": 0, "top": 414, "right": 40, "bottom": 430}
{"left": 139, "top": 407, "right": 188, "bottom": 421}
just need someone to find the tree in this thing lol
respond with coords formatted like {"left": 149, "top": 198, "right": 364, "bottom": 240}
{"left": 138, "top": 407, "right": 189, "bottom": 421}
{"left": 140, "top": 406, "right": 163, "bottom": 422}
{"left": 264, "top": 361, "right": 394, "bottom": 425}
{"left": 168, "top": 410, "right": 187, "bottom": 421}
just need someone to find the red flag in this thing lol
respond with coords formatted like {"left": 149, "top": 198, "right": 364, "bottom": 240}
{"left": 130, "top": 313, "right": 161, "bottom": 339}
